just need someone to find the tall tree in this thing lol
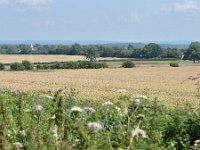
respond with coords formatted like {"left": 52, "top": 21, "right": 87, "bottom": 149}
{"left": 184, "top": 42, "right": 200, "bottom": 63}
{"left": 86, "top": 46, "right": 98, "bottom": 62}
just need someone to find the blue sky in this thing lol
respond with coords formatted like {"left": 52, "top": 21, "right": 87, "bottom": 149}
{"left": 0, "top": 0, "right": 199, "bottom": 42}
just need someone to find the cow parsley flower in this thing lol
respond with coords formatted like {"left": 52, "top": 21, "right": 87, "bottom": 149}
{"left": 131, "top": 127, "right": 148, "bottom": 139}
{"left": 71, "top": 106, "right": 85, "bottom": 113}
{"left": 35, "top": 105, "right": 43, "bottom": 112}
{"left": 102, "top": 101, "right": 113, "bottom": 107}
{"left": 135, "top": 95, "right": 147, "bottom": 100}
{"left": 13, "top": 142, "right": 23, "bottom": 150}
{"left": 88, "top": 122, "right": 103, "bottom": 132}
{"left": 84, "top": 107, "right": 96, "bottom": 114}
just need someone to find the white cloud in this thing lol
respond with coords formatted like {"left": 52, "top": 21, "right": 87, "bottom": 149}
{"left": 0, "top": 0, "right": 8, "bottom": 5}
{"left": 174, "top": 0, "right": 199, "bottom": 12}
{"left": 16, "top": 0, "right": 51, "bottom": 5}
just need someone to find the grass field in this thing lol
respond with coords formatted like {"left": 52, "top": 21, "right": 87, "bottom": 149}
{"left": 0, "top": 66, "right": 199, "bottom": 106}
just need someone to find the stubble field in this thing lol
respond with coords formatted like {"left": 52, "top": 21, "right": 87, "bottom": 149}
{"left": 0, "top": 66, "right": 199, "bottom": 106}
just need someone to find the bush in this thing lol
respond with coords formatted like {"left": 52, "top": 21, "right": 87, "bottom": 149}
{"left": 0, "top": 63, "right": 5, "bottom": 70}
{"left": 10, "top": 62, "right": 25, "bottom": 71}
{"left": 22, "top": 60, "right": 34, "bottom": 70}
{"left": 170, "top": 62, "right": 179, "bottom": 67}
{"left": 122, "top": 61, "right": 135, "bottom": 68}
{"left": 36, "top": 61, "right": 108, "bottom": 70}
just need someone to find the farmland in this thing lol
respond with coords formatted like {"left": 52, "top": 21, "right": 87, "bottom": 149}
{"left": 0, "top": 66, "right": 199, "bottom": 106}
{"left": 0, "top": 55, "right": 126, "bottom": 64}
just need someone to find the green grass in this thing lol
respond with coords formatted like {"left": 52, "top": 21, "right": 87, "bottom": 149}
{"left": 0, "top": 89, "right": 200, "bottom": 149}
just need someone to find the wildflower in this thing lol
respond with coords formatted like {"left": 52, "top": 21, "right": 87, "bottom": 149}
{"left": 19, "top": 130, "right": 26, "bottom": 137}
{"left": 102, "top": 101, "right": 113, "bottom": 107}
{"left": 13, "top": 142, "right": 23, "bottom": 150}
{"left": 7, "top": 130, "right": 11, "bottom": 137}
{"left": 133, "top": 99, "right": 141, "bottom": 106}
{"left": 115, "top": 89, "right": 127, "bottom": 93}
{"left": 24, "top": 109, "right": 32, "bottom": 113}
{"left": 192, "top": 139, "right": 200, "bottom": 150}
{"left": 135, "top": 95, "right": 147, "bottom": 100}
{"left": 88, "top": 122, "right": 103, "bottom": 132}
{"left": 131, "top": 127, "right": 148, "bottom": 139}
{"left": 115, "top": 106, "right": 123, "bottom": 116}
{"left": 115, "top": 106, "right": 121, "bottom": 112}
{"left": 124, "top": 109, "right": 128, "bottom": 115}
{"left": 136, "top": 114, "right": 145, "bottom": 120}
{"left": 84, "top": 107, "right": 96, "bottom": 114}
{"left": 35, "top": 104, "right": 43, "bottom": 112}
{"left": 71, "top": 106, "right": 85, "bottom": 113}
{"left": 46, "top": 95, "right": 53, "bottom": 99}
{"left": 50, "top": 114, "right": 56, "bottom": 120}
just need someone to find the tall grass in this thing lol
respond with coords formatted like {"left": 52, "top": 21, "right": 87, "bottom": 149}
{"left": 0, "top": 89, "right": 200, "bottom": 149}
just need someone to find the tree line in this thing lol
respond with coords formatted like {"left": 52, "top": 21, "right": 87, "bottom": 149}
{"left": 0, "top": 42, "right": 199, "bottom": 62}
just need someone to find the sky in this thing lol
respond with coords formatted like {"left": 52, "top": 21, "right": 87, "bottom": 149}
{"left": 0, "top": 0, "right": 199, "bottom": 42}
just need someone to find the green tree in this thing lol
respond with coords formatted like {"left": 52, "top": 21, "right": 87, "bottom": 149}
{"left": 167, "top": 48, "right": 183, "bottom": 59}
{"left": 86, "top": 46, "right": 98, "bottom": 62}
{"left": 70, "top": 43, "right": 82, "bottom": 55}
{"left": 141, "top": 43, "right": 163, "bottom": 58}
{"left": 184, "top": 42, "right": 200, "bottom": 63}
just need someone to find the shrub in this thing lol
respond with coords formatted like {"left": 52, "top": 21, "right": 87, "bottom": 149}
{"left": 170, "top": 62, "right": 179, "bottom": 67}
{"left": 35, "top": 61, "right": 108, "bottom": 70}
{"left": 122, "top": 61, "right": 135, "bottom": 68}
{"left": 0, "top": 63, "right": 5, "bottom": 70}
{"left": 22, "top": 60, "right": 34, "bottom": 70}
{"left": 10, "top": 62, "right": 25, "bottom": 71}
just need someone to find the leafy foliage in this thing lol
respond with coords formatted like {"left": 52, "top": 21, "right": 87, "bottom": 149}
{"left": 10, "top": 63, "right": 25, "bottom": 71}
{"left": 170, "top": 62, "right": 179, "bottom": 67}
{"left": 122, "top": 61, "right": 135, "bottom": 68}
{"left": 0, "top": 63, "right": 5, "bottom": 70}
{"left": 0, "top": 90, "right": 200, "bottom": 149}
{"left": 22, "top": 60, "right": 34, "bottom": 70}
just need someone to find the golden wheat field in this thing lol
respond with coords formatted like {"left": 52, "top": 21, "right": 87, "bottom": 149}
{"left": 0, "top": 55, "right": 125, "bottom": 63}
{"left": 0, "top": 66, "right": 200, "bottom": 106}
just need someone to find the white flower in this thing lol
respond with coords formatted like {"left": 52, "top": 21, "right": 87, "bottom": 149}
{"left": 35, "top": 105, "right": 43, "bottom": 112}
{"left": 133, "top": 99, "right": 141, "bottom": 106}
{"left": 115, "top": 106, "right": 121, "bottom": 112}
{"left": 136, "top": 114, "right": 145, "bottom": 120}
{"left": 84, "top": 107, "right": 96, "bottom": 114}
{"left": 13, "top": 142, "right": 23, "bottom": 150}
{"left": 46, "top": 95, "right": 53, "bottom": 99}
{"left": 193, "top": 139, "right": 200, "bottom": 150}
{"left": 7, "top": 130, "right": 11, "bottom": 137}
{"left": 131, "top": 127, "right": 148, "bottom": 139}
{"left": 115, "top": 89, "right": 127, "bottom": 93}
{"left": 102, "top": 101, "right": 113, "bottom": 107}
{"left": 50, "top": 114, "right": 56, "bottom": 120}
{"left": 115, "top": 106, "right": 123, "bottom": 116}
{"left": 88, "top": 122, "right": 103, "bottom": 132}
{"left": 19, "top": 130, "right": 26, "bottom": 137}
{"left": 135, "top": 95, "right": 147, "bottom": 100}
{"left": 124, "top": 109, "right": 128, "bottom": 115}
{"left": 24, "top": 109, "right": 32, "bottom": 113}
{"left": 71, "top": 106, "right": 85, "bottom": 113}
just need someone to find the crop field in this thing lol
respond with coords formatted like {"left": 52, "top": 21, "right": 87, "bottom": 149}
{"left": 0, "top": 66, "right": 199, "bottom": 106}
{"left": 0, "top": 55, "right": 127, "bottom": 64}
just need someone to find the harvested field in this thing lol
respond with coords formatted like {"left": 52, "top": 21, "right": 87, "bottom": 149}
{"left": 0, "top": 55, "right": 126, "bottom": 63}
{"left": 0, "top": 66, "right": 200, "bottom": 106}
